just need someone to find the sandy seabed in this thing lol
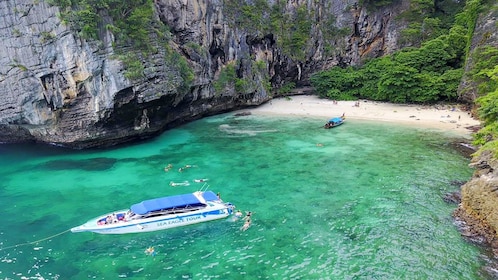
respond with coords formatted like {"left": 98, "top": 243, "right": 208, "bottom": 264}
{"left": 243, "top": 95, "right": 480, "bottom": 138}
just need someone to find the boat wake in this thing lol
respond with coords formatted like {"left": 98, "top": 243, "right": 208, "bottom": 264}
{"left": 170, "top": 181, "right": 190, "bottom": 187}
{"left": 194, "top": 179, "right": 209, "bottom": 183}
{"left": 218, "top": 124, "right": 277, "bottom": 136}
{"left": 0, "top": 229, "right": 71, "bottom": 251}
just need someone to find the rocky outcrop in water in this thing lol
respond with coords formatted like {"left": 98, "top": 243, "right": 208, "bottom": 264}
{"left": 453, "top": 149, "right": 498, "bottom": 277}
{"left": 0, "top": 0, "right": 412, "bottom": 148}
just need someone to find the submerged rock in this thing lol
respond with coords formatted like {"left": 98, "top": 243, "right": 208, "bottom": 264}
{"left": 443, "top": 191, "right": 461, "bottom": 204}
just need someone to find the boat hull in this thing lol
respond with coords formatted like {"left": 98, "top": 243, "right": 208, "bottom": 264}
{"left": 71, "top": 204, "right": 232, "bottom": 234}
{"left": 324, "top": 122, "right": 344, "bottom": 129}
{"left": 324, "top": 117, "right": 345, "bottom": 129}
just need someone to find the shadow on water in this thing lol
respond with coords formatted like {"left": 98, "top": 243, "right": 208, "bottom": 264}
{"left": 0, "top": 143, "right": 74, "bottom": 159}
{"left": 40, "top": 157, "right": 117, "bottom": 171}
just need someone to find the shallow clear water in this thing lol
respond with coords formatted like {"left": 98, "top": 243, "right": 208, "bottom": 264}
{"left": 0, "top": 114, "right": 489, "bottom": 279}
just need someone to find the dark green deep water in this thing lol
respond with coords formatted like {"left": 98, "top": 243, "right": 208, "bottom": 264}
{"left": 0, "top": 113, "right": 490, "bottom": 279}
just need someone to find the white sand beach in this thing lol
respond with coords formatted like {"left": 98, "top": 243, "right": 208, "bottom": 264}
{"left": 245, "top": 95, "right": 480, "bottom": 138}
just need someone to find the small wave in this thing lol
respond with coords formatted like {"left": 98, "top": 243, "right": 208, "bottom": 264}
{"left": 170, "top": 181, "right": 190, "bottom": 187}
{"left": 201, "top": 251, "right": 214, "bottom": 259}
{"left": 201, "top": 261, "right": 219, "bottom": 269}
{"left": 218, "top": 124, "right": 277, "bottom": 136}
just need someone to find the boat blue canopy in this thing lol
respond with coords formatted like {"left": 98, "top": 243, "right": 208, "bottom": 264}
{"left": 329, "top": 117, "right": 343, "bottom": 123}
{"left": 131, "top": 192, "right": 216, "bottom": 215}
{"left": 202, "top": 191, "right": 219, "bottom": 202}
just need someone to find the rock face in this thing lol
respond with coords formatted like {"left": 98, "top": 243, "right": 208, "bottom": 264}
{"left": 454, "top": 150, "right": 498, "bottom": 257}
{"left": 1, "top": 0, "right": 409, "bottom": 148}
{"left": 452, "top": 1, "right": 498, "bottom": 263}
{"left": 458, "top": 2, "right": 498, "bottom": 103}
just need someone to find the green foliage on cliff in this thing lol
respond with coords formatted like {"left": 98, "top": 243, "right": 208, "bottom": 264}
{"left": 310, "top": 36, "right": 466, "bottom": 103}
{"left": 474, "top": 66, "right": 498, "bottom": 146}
{"left": 310, "top": 0, "right": 478, "bottom": 104}
{"left": 213, "top": 63, "right": 238, "bottom": 94}
{"left": 117, "top": 53, "right": 144, "bottom": 80}
{"left": 398, "top": 0, "right": 465, "bottom": 46}
{"left": 167, "top": 50, "right": 195, "bottom": 94}
{"left": 359, "top": 0, "right": 400, "bottom": 8}
{"left": 47, "top": 0, "right": 193, "bottom": 90}
{"left": 213, "top": 60, "right": 270, "bottom": 96}
{"left": 48, "top": 0, "right": 154, "bottom": 45}
{"left": 468, "top": 47, "right": 498, "bottom": 96}
{"left": 223, "top": 0, "right": 313, "bottom": 62}
{"left": 455, "top": 0, "right": 483, "bottom": 54}
{"left": 465, "top": 1, "right": 498, "bottom": 150}
{"left": 477, "top": 90, "right": 498, "bottom": 126}
{"left": 277, "top": 82, "right": 296, "bottom": 95}
{"left": 279, "top": 6, "right": 312, "bottom": 62}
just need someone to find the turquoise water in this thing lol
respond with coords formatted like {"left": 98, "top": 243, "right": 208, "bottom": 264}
{"left": 0, "top": 113, "right": 489, "bottom": 279}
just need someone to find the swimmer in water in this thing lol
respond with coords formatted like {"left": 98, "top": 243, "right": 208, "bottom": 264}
{"left": 232, "top": 209, "right": 243, "bottom": 221}
{"left": 243, "top": 211, "right": 252, "bottom": 221}
{"left": 145, "top": 246, "right": 156, "bottom": 256}
{"left": 164, "top": 164, "right": 173, "bottom": 172}
{"left": 241, "top": 218, "right": 251, "bottom": 231}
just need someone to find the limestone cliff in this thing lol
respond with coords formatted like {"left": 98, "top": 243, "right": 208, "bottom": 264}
{"left": 458, "top": 0, "right": 498, "bottom": 103}
{"left": 455, "top": 150, "right": 498, "bottom": 245}
{"left": 453, "top": 148, "right": 498, "bottom": 277}
{"left": 0, "top": 0, "right": 409, "bottom": 148}
{"left": 452, "top": 0, "right": 498, "bottom": 270}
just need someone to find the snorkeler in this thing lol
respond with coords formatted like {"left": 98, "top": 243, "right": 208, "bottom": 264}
{"left": 164, "top": 164, "right": 173, "bottom": 172}
{"left": 145, "top": 246, "right": 156, "bottom": 256}
{"left": 241, "top": 218, "right": 251, "bottom": 231}
{"left": 235, "top": 210, "right": 243, "bottom": 218}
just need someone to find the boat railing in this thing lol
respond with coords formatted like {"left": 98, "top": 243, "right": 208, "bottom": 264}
{"left": 141, "top": 205, "right": 206, "bottom": 218}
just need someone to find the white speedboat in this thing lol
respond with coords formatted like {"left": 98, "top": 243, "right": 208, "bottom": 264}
{"left": 70, "top": 191, "right": 234, "bottom": 234}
